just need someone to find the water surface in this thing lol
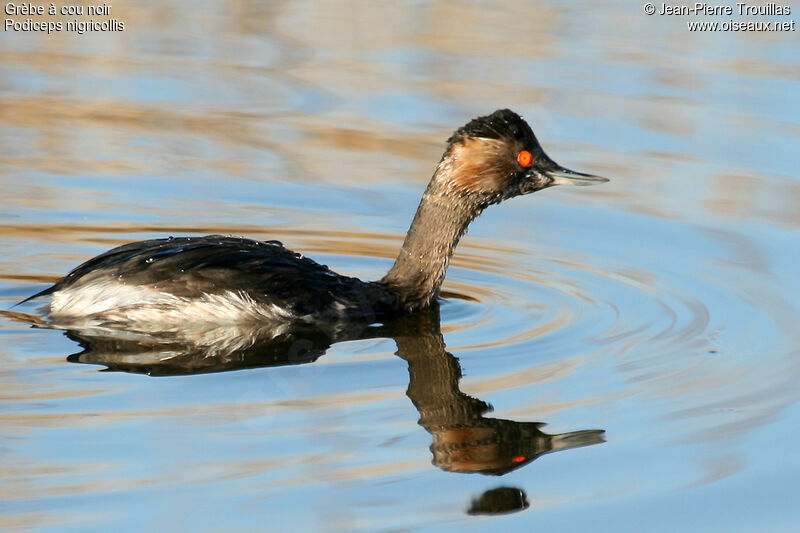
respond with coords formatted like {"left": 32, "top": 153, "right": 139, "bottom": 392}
{"left": 1, "top": 1, "right": 799, "bottom": 531}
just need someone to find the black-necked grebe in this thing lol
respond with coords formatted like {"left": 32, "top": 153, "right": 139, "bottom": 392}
{"left": 25, "top": 109, "right": 607, "bottom": 328}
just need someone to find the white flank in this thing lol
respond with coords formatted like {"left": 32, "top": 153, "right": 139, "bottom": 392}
{"left": 49, "top": 281, "right": 296, "bottom": 326}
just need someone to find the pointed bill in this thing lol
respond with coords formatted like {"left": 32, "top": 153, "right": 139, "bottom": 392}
{"left": 548, "top": 166, "right": 609, "bottom": 187}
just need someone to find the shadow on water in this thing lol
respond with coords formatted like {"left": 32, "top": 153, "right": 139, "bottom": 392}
{"left": 3, "top": 306, "right": 605, "bottom": 516}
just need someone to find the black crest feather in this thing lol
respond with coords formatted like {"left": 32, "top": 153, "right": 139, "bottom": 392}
{"left": 447, "top": 109, "right": 538, "bottom": 148}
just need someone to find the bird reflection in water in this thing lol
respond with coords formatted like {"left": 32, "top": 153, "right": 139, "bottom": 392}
{"left": 18, "top": 305, "right": 604, "bottom": 516}
{"left": 394, "top": 311, "right": 604, "bottom": 515}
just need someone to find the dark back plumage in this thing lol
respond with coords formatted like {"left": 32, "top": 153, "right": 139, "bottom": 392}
{"left": 31, "top": 235, "right": 391, "bottom": 320}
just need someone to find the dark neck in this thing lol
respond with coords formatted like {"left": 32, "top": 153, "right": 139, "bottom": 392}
{"left": 380, "top": 181, "right": 483, "bottom": 311}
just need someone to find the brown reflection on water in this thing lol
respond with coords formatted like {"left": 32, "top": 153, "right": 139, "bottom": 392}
{"left": 302, "top": 124, "right": 438, "bottom": 161}
{"left": 705, "top": 172, "right": 800, "bottom": 228}
{"left": 0, "top": 95, "right": 273, "bottom": 147}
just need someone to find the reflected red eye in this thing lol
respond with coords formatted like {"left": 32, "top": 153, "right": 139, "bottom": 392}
{"left": 517, "top": 150, "right": 532, "bottom": 167}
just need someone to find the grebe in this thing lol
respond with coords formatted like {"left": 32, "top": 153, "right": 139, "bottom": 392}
{"left": 25, "top": 109, "right": 607, "bottom": 329}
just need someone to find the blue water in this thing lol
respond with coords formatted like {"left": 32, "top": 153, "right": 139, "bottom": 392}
{"left": 1, "top": 1, "right": 799, "bottom": 531}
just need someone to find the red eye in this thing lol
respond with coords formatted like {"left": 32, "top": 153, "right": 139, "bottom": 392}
{"left": 517, "top": 150, "right": 532, "bottom": 167}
